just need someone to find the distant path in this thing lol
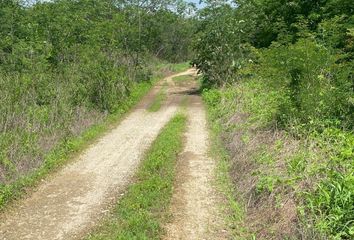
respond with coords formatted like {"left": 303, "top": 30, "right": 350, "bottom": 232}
{"left": 0, "top": 69, "right": 194, "bottom": 240}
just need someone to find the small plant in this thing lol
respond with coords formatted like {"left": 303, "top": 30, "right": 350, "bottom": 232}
{"left": 256, "top": 175, "right": 280, "bottom": 194}
{"left": 254, "top": 149, "right": 275, "bottom": 165}
{"left": 287, "top": 153, "right": 307, "bottom": 175}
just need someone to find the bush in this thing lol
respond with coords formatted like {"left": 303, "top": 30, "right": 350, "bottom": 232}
{"left": 256, "top": 39, "right": 353, "bottom": 130}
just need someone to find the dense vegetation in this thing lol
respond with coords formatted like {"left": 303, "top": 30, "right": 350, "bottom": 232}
{"left": 0, "top": 0, "right": 194, "bottom": 200}
{"left": 194, "top": 0, "right": 353, "bottom": 239}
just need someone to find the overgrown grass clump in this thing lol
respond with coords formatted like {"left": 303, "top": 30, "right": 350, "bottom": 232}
{"left": 87, "top": 114, "right": 187, "bottom": 240}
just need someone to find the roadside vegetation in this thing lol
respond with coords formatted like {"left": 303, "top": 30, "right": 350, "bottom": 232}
{"left": 0, "top": 0, "right": 194, "bottom": 209}
{"left": 164, "top": 62, "right": 191, "bottom": 73}
{"left": 195, "top": 1, "right": 353, "bottom": 239}
{"left": 86, "top": 114, "right": 187, "bottom": 240}
{"left": 204, "top": 97, "right": 248, "bottom": 239}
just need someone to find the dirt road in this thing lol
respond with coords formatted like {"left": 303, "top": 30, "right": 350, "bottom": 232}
{"left": 0, "top": 68, "right": 226, "bottom": 240}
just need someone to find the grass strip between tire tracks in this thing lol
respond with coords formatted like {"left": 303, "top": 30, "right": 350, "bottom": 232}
{"left": 87, "top": 113, "right": 187, "bottom": 240}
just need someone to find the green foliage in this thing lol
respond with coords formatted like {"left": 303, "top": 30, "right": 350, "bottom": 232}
{"left": 256, "top": 175, "right": 281, "bottom": 194}
{"left": 304, "top": 129, "right": 354, "bottom": 239}
{"left": 287, "top": 152, "right": 308, "bottom": 175}
{"left": 307, "top": 172, "right": 353, "bottom": 239}
{"left": 258, "top": 39, "right": 353, "bottom": 129}
{"left": 193, "top": 4, "right": 241, "bottom": 86}
{"left": 86, "top": 114, "right": 186, "bottom": 239}
{"left": 162, "top": 61, "right": 191, "bottom": 72}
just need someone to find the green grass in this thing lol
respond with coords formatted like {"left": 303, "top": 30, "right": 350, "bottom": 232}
{"left": 172, "top": 74, "right": 194, "bottom": 85}
{"left": 0, "top": 63, "right": 184, "bottom": 211}
{"left": 148, "top": 86, "right": 167, "bottom": 112}
{"left": 170, "top": 62, "right": 190, "bottom": 72}
{"left": 0, "top": 81, "right": 153, "bottom": 211}
{"left": 158, "top": 61, "right": 190, "bottom": 73}
{"left": 86, "top": 114, "right": 187, "bottom": 240}
{"left": 172, "top": 75, "right": 193, "bottom": 82}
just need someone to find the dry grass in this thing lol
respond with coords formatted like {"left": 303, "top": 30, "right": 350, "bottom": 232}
{"left": 216, "top": 108, "right": 304, "bottom": 239}
{"left": 0, "top": 107, "right": 104, "bottom": 184}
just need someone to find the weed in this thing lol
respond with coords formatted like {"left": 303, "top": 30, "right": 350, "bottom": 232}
{"left": 256, "top": 175, "right": 280, "bottom": 194}
{"left": 287, "top": 153, "right": 307, "bottom": 175}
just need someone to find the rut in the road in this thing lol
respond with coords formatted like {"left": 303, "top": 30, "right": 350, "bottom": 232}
{"left": 0, "top": 70, "right": 192, "bottom": 240}
{"left": 164, "top": 93, "right": 228, "bottom": 239}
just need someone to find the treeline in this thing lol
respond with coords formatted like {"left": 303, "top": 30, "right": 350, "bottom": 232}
{"left": 194, "top": 0, "right": 353, "bottom": 239}
{"left": 0, "top": 0, "right": 194, "bottom": 185}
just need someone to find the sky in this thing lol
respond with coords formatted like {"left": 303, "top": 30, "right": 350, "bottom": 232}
{"left": 186, "top": 0, "right": 207, "bottom": 9}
